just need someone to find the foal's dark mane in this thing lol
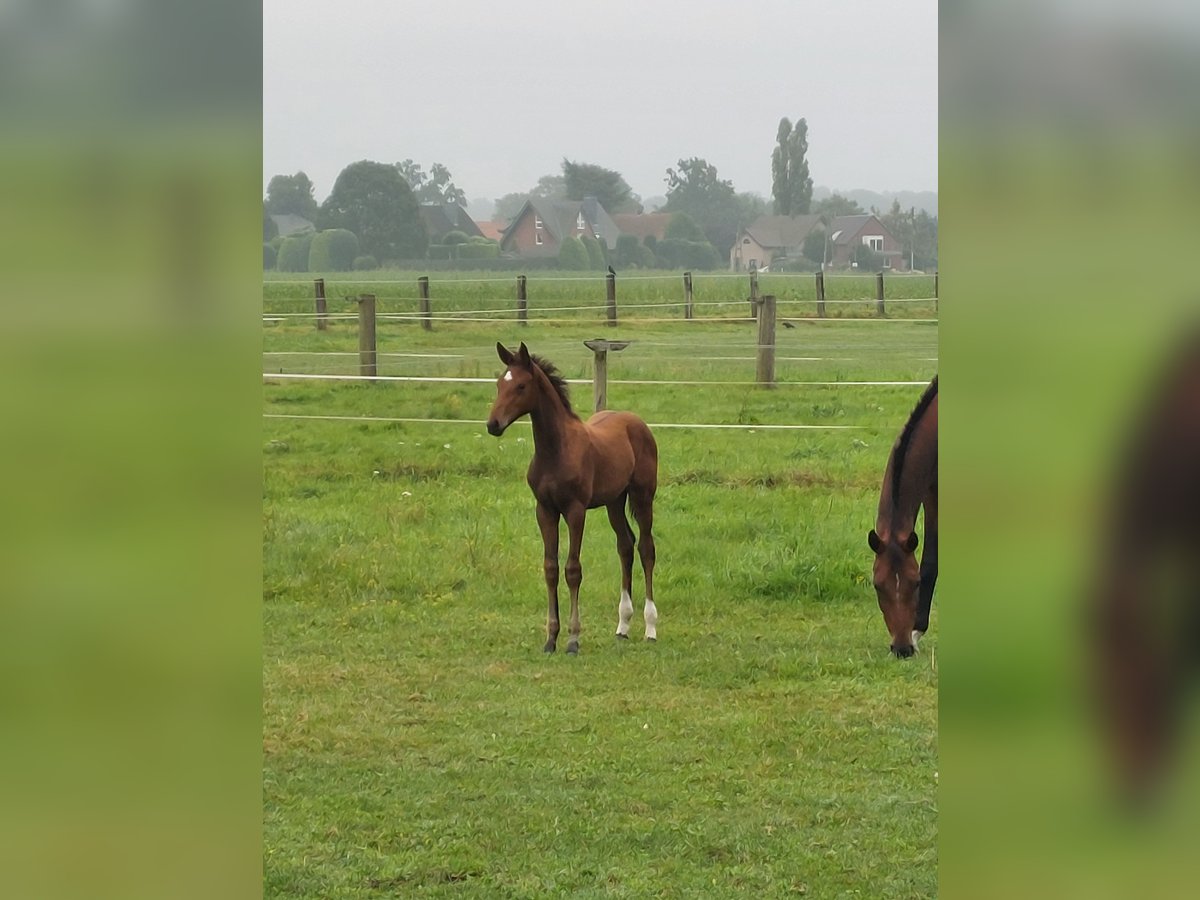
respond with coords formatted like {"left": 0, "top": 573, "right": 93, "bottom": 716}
{"left": 529, "top": 353, "right": 578, "bottom": 419}
{"left": 891, "top": 376, "right": 938, "bottom": 503}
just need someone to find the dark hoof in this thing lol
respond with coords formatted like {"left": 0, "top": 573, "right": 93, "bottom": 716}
{"left": 615, "top": 633, "right": 629, "bottom": 640}
{"left": 891, "top": 644, "right": 915, "bottom": 659}
{"left": 543, "top": 643, "right": 556, "bottom": 654}
{"left": 566, "top": 642, "right": 579, "bottom": 656}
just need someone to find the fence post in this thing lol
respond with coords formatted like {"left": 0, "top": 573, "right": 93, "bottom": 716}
{"left": 749, "top": 268, "right": 760, "bottom": 320}
{"left": 583, "top": 339, "right": 630, "bottom": 412}
{"left": 934, "top": 270, "right": 938, "bottom": 313}
{"left": 418, "top": 276, "right": 431, "bottom": 331}
{"left": 606, "top": 270, "right": 617, "bottom": 327}
{"left": 756, "top": 295, "right": 776, "bottom": 387}
{"left": 314, "top": 277, "right": 328, "bottom": 330}
{"left": 357, "top": 293, "right": 377, "bottom": 377}
{"left": 517, "top": 275, "right": 528, "bottom": 326}
{"left": 815, "top": 270, "right": 826, "bottom": 318}
{"left": 683, "top": 271, "right": 693, "bottom": 320}
{"left": 875, "top": 271, "right": 886, "bottom": 317}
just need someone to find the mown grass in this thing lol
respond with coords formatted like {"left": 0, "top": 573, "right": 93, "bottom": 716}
{"left": 263, "top": 292, "right": 938, "bottom": 898}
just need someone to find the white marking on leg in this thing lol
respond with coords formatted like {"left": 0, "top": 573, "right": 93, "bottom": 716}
{"left": 643, "top": 598, "right": 658, "bottom": 641}
{"left": 616, "top": 590, "right": 633, "bottom": 636}
{"left": 503, "top": 370, "right": 513, "bottom": 381}
{"left": 912, "top": 629, "right": 924, "bottom": 648}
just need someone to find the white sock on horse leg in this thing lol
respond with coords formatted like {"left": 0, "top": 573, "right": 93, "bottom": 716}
{"left": 643, "top": 599, "right": 658, "bottom": 641}
{"left": 617, "top": 590, "right": 633, "bottom": 636}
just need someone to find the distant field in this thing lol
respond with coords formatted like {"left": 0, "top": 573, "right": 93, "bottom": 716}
{"left": 262, "top": 288, "right": 939, "bottom": 897}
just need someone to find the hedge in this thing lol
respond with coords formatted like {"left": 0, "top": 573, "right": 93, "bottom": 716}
{"left": 308, "top": 229, "right": 359, "bottom": 272}
{"left": 276, "top": 233, "right": 313, "bottom": 272}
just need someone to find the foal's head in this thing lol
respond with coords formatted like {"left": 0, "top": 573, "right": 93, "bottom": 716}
{"left": 487, "top": 342, "right": 539, "bottom": 436}
{"left": 868, "top": 528, "right": 921, "bottom": 658}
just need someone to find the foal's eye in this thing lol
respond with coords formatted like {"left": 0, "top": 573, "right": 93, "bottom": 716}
{"left": 516, "top": 384, "right": 526, "bottom": 392}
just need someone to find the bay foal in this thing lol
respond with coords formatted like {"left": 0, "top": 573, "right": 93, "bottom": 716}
{"left": 487, "top": 342, "right": 658, "bottom": 654}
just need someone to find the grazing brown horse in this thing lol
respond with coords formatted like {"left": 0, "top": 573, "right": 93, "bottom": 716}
{"left": 486, "top": 342, "right": 659, "bottom": 654}
{"left": 869, "top": 376, "right": 938, "bottom": 658}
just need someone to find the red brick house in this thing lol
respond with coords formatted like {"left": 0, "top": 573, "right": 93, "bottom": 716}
{"left": 730, "top": 213, "right": 908, "bottom": 271}
{"left": 500, "top": 197, "right": 619, "bottom": 259}
{"left": 828, "top": 214, "right": 907, "bottom": 270}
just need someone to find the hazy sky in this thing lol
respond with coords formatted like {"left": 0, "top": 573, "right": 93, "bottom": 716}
{"left": 264, "top": 1, "right": 937, "bottom": 206}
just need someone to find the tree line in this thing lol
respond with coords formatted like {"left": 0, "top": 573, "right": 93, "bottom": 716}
{"left": 264, "top": 117, "right": 936, "bottom": 272}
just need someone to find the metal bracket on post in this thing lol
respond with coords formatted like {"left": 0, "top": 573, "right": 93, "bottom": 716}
{"left": 583, "top": 339, "right": 630, "bottom": 413}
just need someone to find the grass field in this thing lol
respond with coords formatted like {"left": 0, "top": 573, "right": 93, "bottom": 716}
{"left": 263, "top": 276, "right": 939, "bottom": 898}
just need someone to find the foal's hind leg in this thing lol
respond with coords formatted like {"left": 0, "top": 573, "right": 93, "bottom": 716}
{"left": 629, "top": 488, "right": 657, "bottom": 641}
{"left": 536, "top": 502, "right": 561, "bottom": 653}
{"left": 607, "top": 495, "right": 636, "bottom": 639}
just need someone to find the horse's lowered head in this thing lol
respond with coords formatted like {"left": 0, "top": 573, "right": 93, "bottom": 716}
{"left": 487, "top": 341, "right": 538, "bottom": 436}
{"left": 868, "top": 528, "right": 921, "bottom": 658}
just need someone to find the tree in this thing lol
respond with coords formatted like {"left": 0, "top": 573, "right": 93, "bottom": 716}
{"left": 581, "top": 234, "right": 607, "bottom": 270}
{"left": 853, "top": 243, "right": 882, "bottom": 271}
{"left": 663, "top": 158, "right": 759, "bottom": 258}
{"left": 265, "top": 172, "right": 319, "bottom": 221}
{"left": 562, "top": 159, "right": 638, "bottom": 213}
{"left": 771, "top": 118, "right": 813, "bottom": 215}
{"left": 614, "top": 234, "right": 641, "bottom": 268}
{"left": 308, "top": 229, "right": 360, "bottom": 272}
{"left": 802, "top": 227, "right": 827, "bottom": 266}
{"left": 263, "top": 202, "right": 278, "bottom": 241}
{"left": 665, "top": 212, "right": 707, "bottom": 243}
{"left": 814, "top": 193, "right": 866, "bottom": 218}
{"left": 276, "top": 233, "right": 312, "bottom": 272}
{"left": 319, "top": 160, "right": 426, "bottom": 263}
{"left": 557, "top": 236, "right": 589, "bottom": 270}
{"left": 397, "top": 159, "right": 468, "bottom": 206}
{"left": 493, "top": 174, "right": 568, "bottom": 224}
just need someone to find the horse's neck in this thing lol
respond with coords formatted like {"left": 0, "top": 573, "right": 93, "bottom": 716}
{"left": 528, "top": 372, "right": 578, "bottom": 460}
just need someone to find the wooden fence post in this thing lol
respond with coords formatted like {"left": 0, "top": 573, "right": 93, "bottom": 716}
{"left": 314, "top": 277, "right": 328, "bottom": 330}
{"left": 934, "top": 270, "right": 938, "bottom": 313}
{"left": 605, "top": 270, "right": 617, "bottom": 327}
{"left": 683, "top": 271, "right": 694, "bottom": 320}
{"left": 418, "top": 276, "right": 431, "bottom": 331}
{"left": 517, "top": 275, "right": 528, "bottom": 326}
{"left": 756, "top": 295, "right": 776, "bottom": 387}
{"left": 583, "top": 339, "right": 630, "bottom": 412}
{"left": 875, "top": 271, "right": 886, "bottom": 317}
{"left": 815, "top": 270, "right": 826, "bottom": 318}
{"left": 749, "top": 268, "right": 760, "bottom": 320}
{"left": 357, "top": 293, "right": 377, "bottom": 377}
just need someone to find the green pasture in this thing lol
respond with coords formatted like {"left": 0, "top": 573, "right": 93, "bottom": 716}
{"left": 263, "top": 296, "right": 939, "bottom": 897}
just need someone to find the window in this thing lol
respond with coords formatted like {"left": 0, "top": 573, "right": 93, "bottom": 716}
{"left": 742, "top": 237, "right": 751, "bottom": 244}
{"left": 864, "top": 236, "right": 883, "bottom": 252}
{"left": 577, "top": 213, "right": 586, "bottom": 231}
{"left": 535, "top": 232, "right": 543, "bottom": 246}
{"left": 534, "top": 215, "right": 543, "bottom": 230}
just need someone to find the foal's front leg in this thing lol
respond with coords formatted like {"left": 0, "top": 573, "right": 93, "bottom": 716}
{"left": 563, "top": 503, "right": 587, "bottom": 655}
{"left": 536, "top": 503, "right": 561, "bottom": 653}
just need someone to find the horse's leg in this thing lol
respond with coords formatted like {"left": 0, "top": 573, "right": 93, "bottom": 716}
{"left": 915, "top": 485, "right": 938, "bottom": 643}
{"left": 563, "top": 503, "right": 587, "bottom": 655}
{"left": 630, "top": 488, "right": 658, "bottom": 641}
{"left": 607, "top": 494, "right": 636, "bottom": 638}
{"left": 536, "top": 502, "right": 561, "bottom": 653}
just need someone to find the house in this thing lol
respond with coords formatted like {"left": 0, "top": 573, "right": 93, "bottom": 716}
{"left": 729, "top": 213, "right": 908, "bottom": 271}
{"left": 499, "top": 197, "right": 619, "bottom": 259}
{"left": 269, "top": 213, "right": 316, "bottom": 237}
{"left": 419, "top": 203, "right": 484, "bottom": 242}
{"left": 730, "top": 214, "right": 822, "bottom": 271}
{"left": 611, "top": 212, "right": 672, "bottom": 244}
{"left": 827, "top": 214, "right": 907, "bottom": 270}
{"left": 475, "top": 220, "right": 507, "bottom": 243}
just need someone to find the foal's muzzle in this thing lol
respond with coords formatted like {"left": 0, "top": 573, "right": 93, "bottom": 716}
{"left": 486, "top": 418, "right": 504, "bottom": 436}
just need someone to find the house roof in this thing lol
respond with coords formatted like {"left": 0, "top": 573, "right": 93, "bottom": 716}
{"left": 503, "top": 197, "right": 619, "bottom": 250}
{"left": 419, "top": 203, "right": 484, "bottom": 239}
{"left": 829, "top": 214, "right": 881, "bottom": 246}
{"left": 475, "top": 220, "right": 506, "bottom": 242}
{"left": 742, "top": 215, "right": 823, "bottom": 250}
{"left": 611, "top": 213, "right": 672, "bottom": 241}
{"left": 270, "top": 213, "right": 315, "bottom": 237}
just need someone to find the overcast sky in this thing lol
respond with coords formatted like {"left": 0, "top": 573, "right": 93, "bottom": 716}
{"left": 264, "top": 1, "right": 937, "bottom": 206}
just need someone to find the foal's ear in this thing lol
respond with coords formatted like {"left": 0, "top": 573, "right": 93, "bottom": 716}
{"left": 868, "top": 529, "right": 883, "bottom": 554}
{"left": 517, "top": 342, "right": 531, "bottom": 365}
{"left": 903, "top": 532, "right": 919, "bottom": 553}
{"left": 496, "top": 342, "right": 515, "bottom": 365}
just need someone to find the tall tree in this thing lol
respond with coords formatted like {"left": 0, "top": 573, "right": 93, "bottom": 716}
{"left": 662, "top": 158, "right": 758, "bottom": 257}
{"left": 561, "top": 159, "right": 638, "bottom": 212}
{"left": 396, "top": 159, "right": 468, "bottom": 206}
{"left": 265, "top": 171, "right": 319, "bottom": 221}
{"left": 771, "top": 117, "right": 814, "bottom": 215}
{"left": 493, "top": 174, "right": 569, "bottom": 223}
{"left": 319, "top": 160, "right": 426, "bottom": 263}
{"left": 813, "top": 193, "right": 866, "bottom": 219}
